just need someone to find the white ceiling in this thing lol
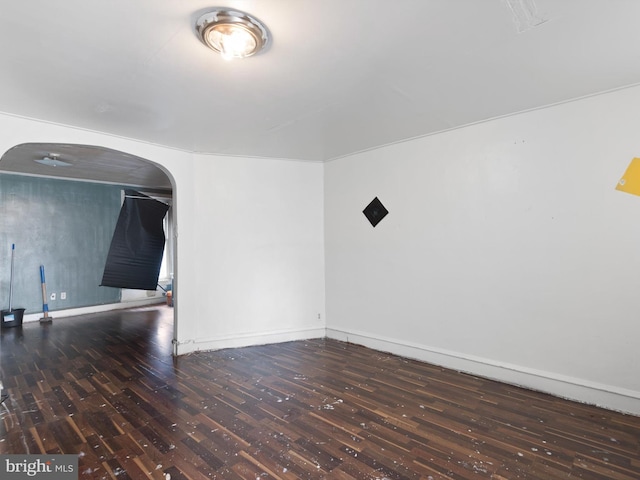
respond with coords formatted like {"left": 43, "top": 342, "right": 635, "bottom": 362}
{"left": 1, "top": 0, "right": 640, "bottom": 166}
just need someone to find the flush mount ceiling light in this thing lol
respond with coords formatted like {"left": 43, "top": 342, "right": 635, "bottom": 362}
{"left": 34, "top": 153, "right": 72, "bottom": 167}
{"left": 196, "top": 9, "right": 270, "bottom": 60}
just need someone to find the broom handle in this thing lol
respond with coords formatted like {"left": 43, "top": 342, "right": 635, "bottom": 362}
{"left": 8, "top": 244, "right": 14, "bottom": 311}
{"left": 40, "top": 265, "right": 48, "bottom": 316}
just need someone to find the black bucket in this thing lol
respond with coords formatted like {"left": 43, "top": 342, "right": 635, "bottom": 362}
{"left": 1, "top": 308, "right": 25, "bottom": 328}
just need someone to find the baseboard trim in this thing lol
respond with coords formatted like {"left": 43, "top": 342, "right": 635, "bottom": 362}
{"left": 326, "top": 327, "right": 640, "bottom": 416}
{"left": 22, "top": 298, "right": 166, "bottom": 323}
{"left": 175, "top": 326, "right": 326, "bottom": 355}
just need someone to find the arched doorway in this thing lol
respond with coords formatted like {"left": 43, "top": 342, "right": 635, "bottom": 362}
{"left": 0, "top": 142, "right": 178, "bottom": 353}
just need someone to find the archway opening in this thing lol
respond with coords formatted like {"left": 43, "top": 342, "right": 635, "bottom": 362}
{"left": 0, "top": 142, "right": 178, "bottom": 354}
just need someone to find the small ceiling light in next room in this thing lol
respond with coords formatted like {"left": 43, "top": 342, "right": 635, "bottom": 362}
{"left": 34, "top": 153, "right": 72, "bottom": 167}
{"left": 196, "top": 8, "right": 270, "bottom": 60}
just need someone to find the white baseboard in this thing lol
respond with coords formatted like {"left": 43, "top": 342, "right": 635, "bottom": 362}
{"left": 176, "top": 326, "right": 326, "bottom": 355}
{"left": 21, "top": 298, "right": 166, "bottom": 323}
{"left": 326, "top": 327, "right": 640, "bottom": 416}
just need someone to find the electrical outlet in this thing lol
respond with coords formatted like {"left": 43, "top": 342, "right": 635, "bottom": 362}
{"left": 60, "top": 292, "right": 67, "bottom": 300}
{"left": 50, "top": 293, "right": 56, "bottom": 301}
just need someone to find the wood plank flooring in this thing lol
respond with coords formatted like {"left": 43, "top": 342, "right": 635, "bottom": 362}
{"left": 1, "top": 306, "right": 640, "bottom": 479}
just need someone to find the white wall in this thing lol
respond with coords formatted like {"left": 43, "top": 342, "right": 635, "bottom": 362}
{"left": 177, "top": 154, "right": 326, "bottom": 353}
{"left": 0, "top": 113, "right": 326, "bottom": 355}
{"left": 325, "top": 86, "right": 640, "bottom": 415}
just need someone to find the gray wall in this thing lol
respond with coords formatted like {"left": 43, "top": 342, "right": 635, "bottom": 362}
{"left": 0, "top": 174, "right": 121, "bottom": 313}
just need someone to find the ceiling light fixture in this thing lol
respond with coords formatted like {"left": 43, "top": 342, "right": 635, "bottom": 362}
{"left": 34, "top": 153, "right": 72, "bottom": 167}
{"left": 196, "top": 9, "right": 270, "bottom": 60}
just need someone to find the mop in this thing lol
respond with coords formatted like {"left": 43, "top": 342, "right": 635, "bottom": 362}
{"left": 39, "top": 265, "right": 52, "bottom": 324}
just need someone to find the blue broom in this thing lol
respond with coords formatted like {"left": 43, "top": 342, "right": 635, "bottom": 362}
{"left": 39, "top": 265, "right": 52, "bottom": 324}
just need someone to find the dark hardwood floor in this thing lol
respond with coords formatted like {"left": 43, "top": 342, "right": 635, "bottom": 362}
{"left": 1, "top": 306, "right": 639, "bottom": 479}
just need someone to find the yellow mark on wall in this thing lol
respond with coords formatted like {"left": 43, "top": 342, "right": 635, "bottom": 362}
{"left": 616, "top": 157, "right": 640, "bottom": 196}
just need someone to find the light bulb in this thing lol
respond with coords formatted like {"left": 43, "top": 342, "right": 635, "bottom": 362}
{"left": 208, "top": 25, "right": 257, "bottom": 59}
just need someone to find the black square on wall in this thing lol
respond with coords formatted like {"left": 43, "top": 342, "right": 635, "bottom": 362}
{"left": 363, "top": 197, "right": 388, "bottom": 227}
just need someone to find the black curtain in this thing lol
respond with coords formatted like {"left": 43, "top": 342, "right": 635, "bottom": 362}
{"left": 101, "top": 190, "right": 169, "bottom": 290}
